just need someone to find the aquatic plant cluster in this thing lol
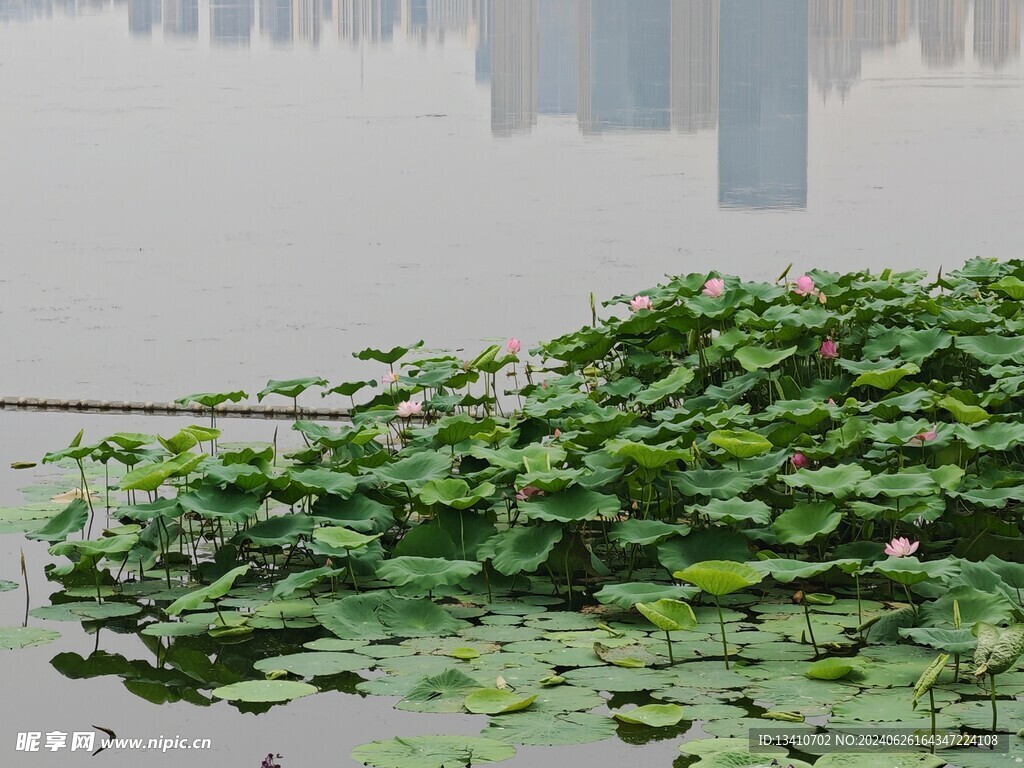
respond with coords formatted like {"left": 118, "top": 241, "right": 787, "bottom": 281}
{"left": 3, "top": 259, "right": 1024, "bottom": 768}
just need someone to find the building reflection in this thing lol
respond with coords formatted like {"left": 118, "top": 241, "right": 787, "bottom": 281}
{"left": 974, "top": 0, "right": 1022, "bottom": 69}
{"left": 164, "top": 0, "right": 199, "bottom": 36}
{"left": 808, "top": 0, "right": 910, "bottom": 100}
{"left": 718, "top": 0, "right": 808, "bottom": 210}
{"left": 918, "top": 0, "right": 966, "bottom": 66}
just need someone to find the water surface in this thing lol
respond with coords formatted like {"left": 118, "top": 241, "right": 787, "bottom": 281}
{"left": 1, "top": 0, "right": 1022, "bottom": 401}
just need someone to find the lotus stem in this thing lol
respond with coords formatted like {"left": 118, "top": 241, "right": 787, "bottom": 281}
{"left": 714, "top": 596, "right": 730, "bottom": 669}
{"left": 802, "top": 602, "right": 820, "bottom": 657}
{"left": 77, "top": 459, "right": 96, "bottom": 538}
{"left": 855, "top": 573, "right": 864, "bottom": 640}
{"left": 20, "top": 549, "right": 29, "bottom": 628}
{"left": 902, "top": 583, "right": 918, "bottom": 617}
{"left": 953, "top": 654, "right": 960, "bottom": 683}
{"left": 665, "top": 630, "right": 674, "bottom": 664}
{"left": 990, "top": 674, "right": 997, "bottom": 735}
{"left": 348, "top": 551, "right": 359, "bottom": 593}
{"left": 929, "top": 688, "right": 936, "bottom": 753}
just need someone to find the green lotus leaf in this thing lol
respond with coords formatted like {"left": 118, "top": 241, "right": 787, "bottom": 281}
{"left": 898, "top": 627, "right": 976, "bottom": 654}
{"left": 310, "top": 495, "right": 394, "bottom": 534}
{"left": 485, "top": 711, "right": 617, "bottom": 746}
{"left": 519, "top": 486, "right": 620, "bottom": 523}
{"left": 378, "top": 597, "right": 469, "bottom": 638}
{"left": 812, "top": 755, "right": 945, "bottom": 768}
{"left": 911, "top": 653, "right": 950, "bottom": 708}
{"left": 25, "top": 499, "right": 88, "bottom": 543}
{"left": 955, "top": 422, "right": 1024, "bottom": 451}
{"left": 753, "top": 558, "right": 853, "bottom": 583}
{"left": 372, "top": 453, "right": 453, "bottom": 489}
{"left": 675, "top": 561, "right": 763, "bottom": 596}
{"left": 396, "top": 668, "right": 483, "bottom": 713}
{"left": 633, "top": 367, "right": 695, "bottom": 405}
{"left": 669, "top": 468, "right": 764, "bottom": 499}
{"left": 165, "top": 566, "right": 250, "bottom": 616}
{"left": 856, "top": 471, "right": 938, "bottom": 498}
{"left": 353, "top": 341, "right": 424, "bottom": 365}
{"left": 973, "top": 622, "right": 1024, "bottom": 677}
{"left": 479, "top": 523, "right": 563, "bottom": 576}
{"left": 322, "top": 379, "right": 376, "bottom": 398}
{"left": 31, "top": 601, "right": 143, "bottom": 621}
{"left": 772, "top": 502, "right": 841, "bottom": 545}
{"left": 781, "top": 465, "right": 871, "bottom": 500}
{"left": 805, "top": 657, "right": 857, "bottom": 680}
{"left": 763, "top": 399, "right": 831, "bottom": 427}
{"left": 0, "top": 626, "right": 61, "bottom": 650}
{"left": 287, "top": 468, "right": 358, "bottom": 498}
{"left": 657, "top": 529, "right": 751, "bottom": 573}
{"left": 139, "top": 622, "right": 208, "bottom": 638}
{"left": 312, "top": 527, "right": 382, "bottom": 551}
{"left": 707, "top": 429, "right": 773, "bottom": 459}
{"left": 313, "top": 592, "right": 389, "bottom": 640}
{"left": 120, "top": 452, "right": 204, "bottom": 492}
{"left": 612, "top": 703, "right": 686, "bottom": 727}
{"left": 734, "top": 345, "right": 797, "bottom": 372}
{"left": 418, "top": 479, "right": 496, "bottom": 509}
{"left": 866, "top": 557, "right": 959, "bottom": 587}
{"left": 635, "top": 599, "right": 698, "bottom": 632}
{"left": 851, "top": 363, "right": 920, "bottom": 390}
{"left": 352, "top": 734, "right": 515, "bottom": 768}
{"left": 608, "top": 519, "right": 690, "bottom": 545}
{"left": 594, "top": 583, "right": 699, "bottom": 610}
{"left": 50, "top": 533, "right": 140, "bottom": 559}
{"left": 955, "top": 335, "right": 1024, "bottom": 365}
{"left": 920, "top": 585, "right": 1015, "bottom": 629}
{"left": 935, "top": 395, "right": 989, "bottom": 425}
{"left": 252, "top": 651, "right": 366, "bottom": 677}
{"left": 464, "top": 688, "right": 537, "bottom": 715}
{"left": 233, "top": 514, "right": 314, "bottom": 548}
{"left": 605, "top": 439, "right": 691, "bottom": 469}
{"left": 256, "top": 377, "right": 328, "bottom": 401}
{"left": 376, "top": 557, "right": 482, "bottom": 593}
{"left": 593, "top": 642, "right": 664, "bottom": 668}
{"left": 175, "top": 390, "right": 248, "bottom": 409}
{"left": 272, "top": 566, "right": 345, "bottom": 599}
{"left": 179, "top": 486, "right": 262, "bottom": 525}
{"left": 211, "top": 680, "right": 317, "bottom": 703}
{"left": 687, "top": 498, "right": 772, "bottom": 526}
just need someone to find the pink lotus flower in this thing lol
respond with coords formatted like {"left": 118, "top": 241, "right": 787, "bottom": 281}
{"left": 382, "top": 370, "right": 398, "bottom": 385}
{"left": 629, "top": 295, "right": 653, "bottom": 312}
{"left": 395, "top": 400, "right": 422, "bottom": 419}
{"left": 553, "top": 428, "right": 561, "bottom": 438}
{"left": 818, "top": 291, "right": 827, "bottom": 305}
{"left": 515, "top": 486, "right": 544, "bottom": 502}
{"left": 827, "top": 398, "right": 837, "bottom": 406}
{"left": 506, "top": 337, "right": 521, "bottom": 354}
{"left": 907, "top": 427, "right": 938, "bottom": 446}
{"left": 819, "top": 339, "right": 839, "bottom": 359}
{"left": 884, "top": 536, "right": 920, "bottom": 558}
{"left": 702, "top": 278, "right": 725, "bottom": 298}
{"left": 794, "top": 275, "right": 816, "bottom": 296}
{"left": 790, "top": 452, "right": 809, "bottom": 469}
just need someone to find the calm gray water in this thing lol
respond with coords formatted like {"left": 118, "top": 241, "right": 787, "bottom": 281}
{"left": 1, "top": 0, "right": 1023, "bottom": 402}
{"left": 1, "top": 3, "right": 1023, "bottom": 766}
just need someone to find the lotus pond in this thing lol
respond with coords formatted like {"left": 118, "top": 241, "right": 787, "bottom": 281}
{"left": 3, "top": 260, "right": 1024, "bottom": 768}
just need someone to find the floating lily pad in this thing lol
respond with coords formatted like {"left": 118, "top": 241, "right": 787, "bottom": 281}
{"left": 612, "top": 703, "right": 687, "bottom": 727}
{"left": 485, "top": 711, "right": 617, "bottom": 746}
{"left": 252, "top": 652, "right": 367, "bottom": 678}
{"left": 211, "top": 680, "right": 317, "bottom": 703}
{"left": 351, "top": 735, "right": 515, "bottom": 768}
{"left": 0, "top": 626, "right": 61, "bottom": 650}
{"left": 464, "top": 688, "right": 537, "bottom": 715}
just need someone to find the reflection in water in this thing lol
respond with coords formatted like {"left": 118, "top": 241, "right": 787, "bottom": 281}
{"left": 919, "top": 0, "right": 967, "bottom": 66}
{"left": 718, "top": 0, "right": 808, "bottom": 210}
{"left": 211, "top": 0, "right": 253, "bottom": 45}
{"left": 164, "top": 0, "right": 199, "bottom": 36}
{"left": 671, "top": 0, "right": 718, "bottom": 133}
{"left": 578, "top": 0, "right": 671, "bottom": 133}
{"left": 0, "top": 0, "right": 1020, "bottom": 211}
{"left": 809, "top": 1, "right": 910, "bottom": 101}
{"left": 975, "top": 0, "right": 1022, "bottom": 68}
